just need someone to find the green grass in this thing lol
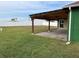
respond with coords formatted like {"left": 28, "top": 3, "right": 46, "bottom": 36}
{"left": 0, "top": 26, "right": 78, "bottom": 58}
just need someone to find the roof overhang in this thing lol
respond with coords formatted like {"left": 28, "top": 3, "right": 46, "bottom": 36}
{"left": 30, "top": 8, "right": 69, "bottom": 21}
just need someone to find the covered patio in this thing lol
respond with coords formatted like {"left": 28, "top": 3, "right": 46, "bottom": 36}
{"left": 35, "top": 28, "right": 67, "bottom": 41}
{"left": 30, "top": 8, "right": 69, "bottom": 41}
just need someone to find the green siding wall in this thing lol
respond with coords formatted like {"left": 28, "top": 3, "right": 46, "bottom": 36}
{"left": 71, "top": 7, "right": 79, "bottom": 41}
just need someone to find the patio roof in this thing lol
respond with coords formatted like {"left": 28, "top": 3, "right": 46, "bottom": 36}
{"left": 30, "top": 8, "right": 69, "bottom": 20}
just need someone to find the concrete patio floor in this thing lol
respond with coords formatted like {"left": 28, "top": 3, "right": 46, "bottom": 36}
{"left": 35, "top": 29, "right": 67, "bottom": 41}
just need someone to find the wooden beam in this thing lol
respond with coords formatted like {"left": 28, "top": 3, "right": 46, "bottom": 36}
{"left": 32, "top": 18, "right": 34, "bottom": 34}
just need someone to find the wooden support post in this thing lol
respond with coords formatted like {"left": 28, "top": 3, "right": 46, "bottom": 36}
{"left": 32, "top": 18, "right": 34, "bottom": 34}
{"left": 57, "top": 20, "right": 60, "bottom": 29}
{"left": 48, "top": 20, "right": 50, "bottom": 32}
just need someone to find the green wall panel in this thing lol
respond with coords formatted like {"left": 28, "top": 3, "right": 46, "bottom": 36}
{"left": 71, "top": 7, "right": 79, "bottom": 41}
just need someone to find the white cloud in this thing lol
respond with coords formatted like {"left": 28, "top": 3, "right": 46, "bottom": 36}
{"left": 0, "top": 1, "right": 72, "bottom": 22}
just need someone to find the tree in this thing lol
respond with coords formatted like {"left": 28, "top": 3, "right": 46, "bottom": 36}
{"left": 11, "top": 18, "right": 17, "bottom": 22}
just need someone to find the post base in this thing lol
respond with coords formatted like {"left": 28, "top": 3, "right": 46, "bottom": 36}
{"left": 32, "top": 33, "right": 34, "bottom": 35}
{"left": 48, "top": 31, "right": 50, "bottom": 32}
{"left": 66, "top": 41, "right": 71, "bottom": 45}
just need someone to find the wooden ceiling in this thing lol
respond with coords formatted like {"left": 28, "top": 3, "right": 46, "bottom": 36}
{"left": 30, "top": 8, "right": 69, "bottom": 20}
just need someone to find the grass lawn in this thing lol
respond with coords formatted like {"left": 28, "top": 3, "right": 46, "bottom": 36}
{"left": 0, "top": 26, "right": 78, "bottom": 58}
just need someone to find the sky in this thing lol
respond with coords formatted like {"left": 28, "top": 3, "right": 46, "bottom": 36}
{"left": 0, "top": 1, "right": 73, "bottom": 22}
